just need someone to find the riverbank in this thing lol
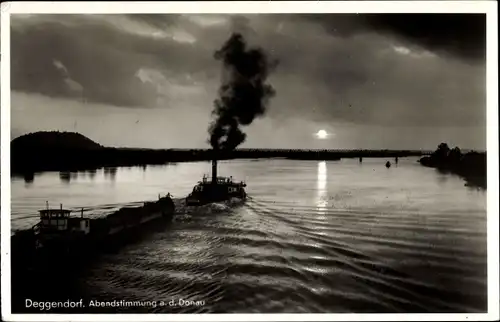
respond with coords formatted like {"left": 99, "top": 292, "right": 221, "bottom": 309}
{"left": 418, "top": 143, "right": 486, "bottom": 189}
{"left": 11, "top": 131, "right": 430, "bottom": 174}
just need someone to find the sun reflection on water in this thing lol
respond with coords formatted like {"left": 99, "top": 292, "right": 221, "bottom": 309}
{"left": 316, "top": 161, "right": 328, "bottom": 217}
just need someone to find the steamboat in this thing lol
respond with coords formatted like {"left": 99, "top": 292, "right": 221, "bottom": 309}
{"left": 186, "top": 160, "right": 247, "bottom": 206}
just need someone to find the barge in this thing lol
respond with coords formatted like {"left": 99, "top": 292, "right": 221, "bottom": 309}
{"left": 186, "top": 160, "right": 247, "bottom": 206}
{"left": 11, "top": 194, "right": 175, "bottom": 265}
{"left": 10, "top": 194, "right": 176, "bottom": 313}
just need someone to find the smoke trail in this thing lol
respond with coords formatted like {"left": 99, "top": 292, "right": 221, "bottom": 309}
{"left": 209, "top": 33, "right": 277, "bottom": 151}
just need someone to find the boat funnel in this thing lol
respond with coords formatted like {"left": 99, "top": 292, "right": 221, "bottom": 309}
{"left": 212, "top": 159, "right": 218, "bottom": 184}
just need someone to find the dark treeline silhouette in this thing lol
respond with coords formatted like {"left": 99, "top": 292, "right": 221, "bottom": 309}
{"left": 11, "top": 131, "right": 430, "bottom": 174}
{"left": 418, "top": 143, "right": 486, "bottom": 189}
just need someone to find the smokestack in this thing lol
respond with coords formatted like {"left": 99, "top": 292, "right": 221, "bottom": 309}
{"left": 212, "top": 159, "right": 218, "bottom": 184}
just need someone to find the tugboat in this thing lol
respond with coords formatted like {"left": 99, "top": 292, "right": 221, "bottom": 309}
{"left": 186, "top": 160, "right": 247, "bottom": 206}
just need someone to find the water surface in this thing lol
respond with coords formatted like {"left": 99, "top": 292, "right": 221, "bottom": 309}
{"left": 11, "top": 158, "right": 487, "bottom": 313}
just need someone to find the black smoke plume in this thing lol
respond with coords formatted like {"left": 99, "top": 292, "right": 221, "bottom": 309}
{"left": 209, "top": 33, "right": 277, "bottom": 151}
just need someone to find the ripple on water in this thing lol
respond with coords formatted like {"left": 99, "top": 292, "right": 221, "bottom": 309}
{"left": 11, "top": 159, "right": 487, "bottom": 313}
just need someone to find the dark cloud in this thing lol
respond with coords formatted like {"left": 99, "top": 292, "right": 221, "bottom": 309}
{"left": 303, "top": 14, "right": 486, "bottom": 62}
{"left": 11, "top": 15, "right": 215, "bottom": 108}
{"left": 10, "top": 13, "right": 486, "bottom": 134}
{"left": 124, "top": 14, "right": 181, "bottom": 28}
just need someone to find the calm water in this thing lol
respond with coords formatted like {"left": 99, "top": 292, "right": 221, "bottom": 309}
{"left": 11, "top": 158, "right": 487, "bottom": 313}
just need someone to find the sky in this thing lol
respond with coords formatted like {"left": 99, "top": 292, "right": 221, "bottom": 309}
{"left": 9, "top": 13, "right": 487, "bottom": 150}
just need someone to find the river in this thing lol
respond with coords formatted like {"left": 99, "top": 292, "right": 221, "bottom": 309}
{"left": 10, "top": 157, "right": 487, "bottom": 313}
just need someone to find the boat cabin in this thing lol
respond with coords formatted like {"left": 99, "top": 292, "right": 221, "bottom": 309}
{"left": 200, "top": 175, "right": 246, "bottom": 185}
{"left": 34, "top": 203, "right": 91, "bottom": 236}
{"left": 196, "top": 175, "right": 246, "bottom": 191}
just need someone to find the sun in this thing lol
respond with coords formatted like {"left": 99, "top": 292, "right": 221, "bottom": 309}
{"left": 316, "top": 129, "right": 328, "bottom": 139}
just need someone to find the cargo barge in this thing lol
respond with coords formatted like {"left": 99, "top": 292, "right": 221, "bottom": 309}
{"left": 10, "top": 194, "right": 176, "bottom": 313}
{"left": 11, "top": 194, "right": 176, "bottom": 267}
{"left": 186, "top": 159, "right": 247, "bottom": 206}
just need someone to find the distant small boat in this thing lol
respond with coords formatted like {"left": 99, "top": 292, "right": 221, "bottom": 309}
{"left": 385, "top": 161, "right": 391, "bottom": 168}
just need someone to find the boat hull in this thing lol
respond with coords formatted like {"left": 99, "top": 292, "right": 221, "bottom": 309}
{"left": 186, "top": 192, "right": 247, "bottom": 206}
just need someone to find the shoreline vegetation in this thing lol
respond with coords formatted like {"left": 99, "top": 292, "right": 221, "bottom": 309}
{"left": 11, "top": 131, "right": 429, "bottom": 174}
{"left": 418, "top": 143, "right": 486, "bottom": 189}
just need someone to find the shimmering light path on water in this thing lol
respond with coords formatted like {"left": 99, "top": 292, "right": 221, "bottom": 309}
{"left": 11, "top": 158, "right": 487, "bottom": 313}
